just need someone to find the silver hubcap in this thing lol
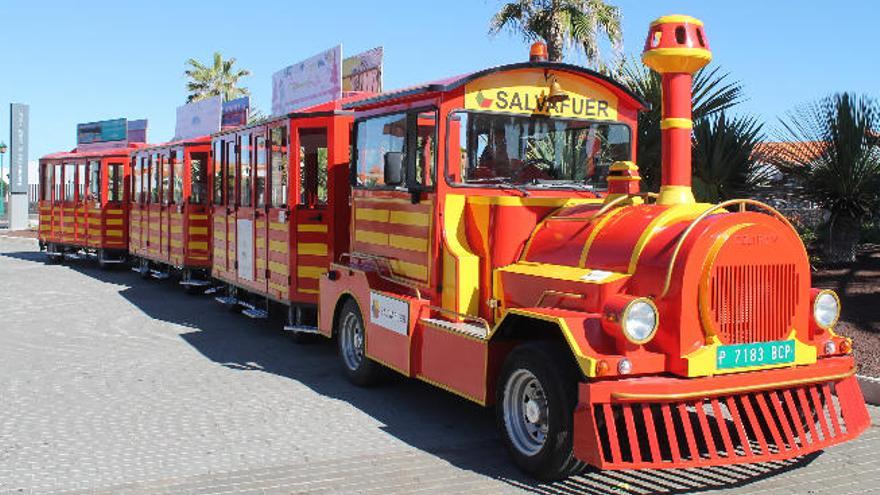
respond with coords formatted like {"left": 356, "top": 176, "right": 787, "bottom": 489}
{"left": 503, "top": 369, "right": 549, "bottom": 456}
{"left": 340, "top": 311, "right": 364, "bottom": 371}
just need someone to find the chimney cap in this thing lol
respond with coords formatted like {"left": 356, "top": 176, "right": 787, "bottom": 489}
{"left": 642, "top": 15, "right": 711, "bottom": 74}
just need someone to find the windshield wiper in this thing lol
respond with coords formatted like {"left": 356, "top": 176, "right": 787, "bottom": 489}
{"left": 499, "top": 183, "right": 530, "bottom": 196}
{"left": 465, "top": 177, "right": 529, "bottom": 196}
{"left": 529, "top": 181, "right": 594, "bottom": 191}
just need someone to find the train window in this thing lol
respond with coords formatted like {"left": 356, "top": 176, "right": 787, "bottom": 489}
{"left": 54, "top": 164, "right": 63, "bottom": 202}
{"left": 255, "top": 136, "right": 267, "bottom": 208}
{"left": 415, "top": 111, "right": 437, "bottom": 187}
{"left": 172, "top": 149, "right": 184, "bottom": 204}
{"left": 41, "top": 163, "right": 52, "bottom": 201}
{"left": 77, "top": 162, "right": 87, "bottom": 201}
{"left": 149, "top": 154, "right": 160, "bottom": 203}
{"left": 190, "top": 152, "right": 208, "bottom": 205}
{"left": 212, "top": 141, "right": 223, "bottom": 205}
{"left": 226, "top": 140, "right": 237, "bottom": 206}
{"left": 88, "top": 160, "right": 101, "bottom": 202}
{"left": 131, "top": 157, "right": 139, "bottom": 204}
{"left": 354, "top": 110, "right": 437, "bottom": 189}
{"left": 140, "top": 156, "right": 149, "bottom": 204}
{"left": 355, "top": 113, "right": 407, "bottom": 188}
{"left": 108, "top": 164, "right": 123, "bottom": 202}
{"left": 162, "top": 153, "right": 172, "bottom": 205}
{"left": 450, "top": 111, "right": 630, "bottom": 190}
{"left": 239, "top": 134, "right": 252, "bottom": 207}
{"left": 64, "top": 163, "right": 76, "bottom": 201}
{"left": 299, "top": 128, "right": 328, "bottom": 206}
{"left": 270, "top": 126, "right": 288, "bottom": 207}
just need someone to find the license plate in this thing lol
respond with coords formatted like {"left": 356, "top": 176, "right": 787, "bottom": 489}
{"left": 716, "top": 340, "right": 795, "bottom": 369}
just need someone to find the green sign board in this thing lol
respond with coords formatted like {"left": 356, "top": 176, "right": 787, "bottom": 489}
{"left": 716, "top": 340, "right": 795, "bottom": 369}
{"left": 77, "top": 118, "right": 127, "bottom": 145}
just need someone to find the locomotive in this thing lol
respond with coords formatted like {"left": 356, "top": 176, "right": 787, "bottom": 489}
{"left": 37, "top": 15, "right": 869, "bottom": 479}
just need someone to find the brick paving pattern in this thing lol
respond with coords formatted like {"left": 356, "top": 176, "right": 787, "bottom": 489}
{"left": 0, "top": 234, "right": 877, "bottom": 494}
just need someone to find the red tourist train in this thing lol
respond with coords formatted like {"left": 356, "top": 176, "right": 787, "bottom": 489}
{"left": 37, "top": 15, "right": 869, "bottom": 480}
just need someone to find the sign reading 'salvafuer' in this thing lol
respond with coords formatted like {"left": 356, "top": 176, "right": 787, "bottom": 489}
{"left": 464, "top": 69, "right": 618, "bottom": 120}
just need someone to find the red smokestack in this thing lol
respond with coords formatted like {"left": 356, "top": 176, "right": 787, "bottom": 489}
{"left": 642, "top": 15, "right": 712, "bottom": 205}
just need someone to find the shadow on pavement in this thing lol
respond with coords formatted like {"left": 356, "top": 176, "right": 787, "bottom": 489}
{"left": 2, "top": 249, "right": 821, "bottom": 494}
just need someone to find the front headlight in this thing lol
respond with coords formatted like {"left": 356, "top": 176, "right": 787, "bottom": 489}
{"left": 621, "top": 298, "right": 659, "bottom": 344}
{"left": 813, "top": 290, "right": 840, "bottom": 329}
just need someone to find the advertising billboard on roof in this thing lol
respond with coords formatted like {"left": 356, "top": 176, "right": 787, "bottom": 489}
{"left": 343, "top": 46, "right": 383, "bottom": 93}
{"left": 271, "top": 45, "right": 342, "bottom": 116}
{"left": 175, "top": 96, "right": 223, "bottom": 141}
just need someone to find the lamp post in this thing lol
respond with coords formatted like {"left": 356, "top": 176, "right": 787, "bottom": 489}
{"left": 0, "top": 142, "right": 7, "bottom": 218}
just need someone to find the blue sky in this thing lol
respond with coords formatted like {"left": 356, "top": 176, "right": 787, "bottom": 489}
{"left": 1, "top": 0, "right": 878, "bottom": 160}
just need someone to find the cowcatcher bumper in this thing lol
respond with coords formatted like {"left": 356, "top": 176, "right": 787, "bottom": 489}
{"left": 573, "top": 356, "right": 870, "bottom": 470}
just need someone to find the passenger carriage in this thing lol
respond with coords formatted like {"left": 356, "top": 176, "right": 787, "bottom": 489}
{"left": 208, "top": 96, "right": 365, "bottom": 327}
{"left": 38, "top": 147, "right": 134, "bottom": 266}
{"left": 128, "top": 137, "right": 213, "bottom": 287}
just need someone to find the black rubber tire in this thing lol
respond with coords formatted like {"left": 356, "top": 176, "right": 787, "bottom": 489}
{"left": 97, "top": 250, "right": 109, "bottom": 270}
{"left": 45, "top": 244, "right": 61, "bottom": 265}
{"left": 496, "top": 341, "right": 586, "bottom": 481}
{"left": 138, "top": 258, "right": 151, "bottom": 279}
{"left": 336, "top": 298, "right": 383, "bottom": 386}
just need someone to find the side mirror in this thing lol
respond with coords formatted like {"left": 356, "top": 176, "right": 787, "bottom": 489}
{"left": 384, "top": 152, "right": 404, "bottom": 186}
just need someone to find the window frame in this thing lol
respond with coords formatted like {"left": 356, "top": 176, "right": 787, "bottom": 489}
{"left": 212, "top": 140, "right": 224, "bottom": 206}
{"left": 442, "top": 109, "right": 633, "bottom": 191}
{"left": 350, "top": 106, "right": 439, "bottom": 192}
{"left": 254, "top": 135, "right": 268, "bottom": 209}
{"left": 87, "top": 160, "right": 101, "bottom": 203}
{"left": 268, "top": 124, "right": 289, "bottom": 208}
{"left": 172, "top": 147, "right": 184, "bottom": 205}
{"left": 238, "top": 132, "right": 252, "bottom": 207}
{"left": 108, "top": 163, "right": 124, "bottom": 203}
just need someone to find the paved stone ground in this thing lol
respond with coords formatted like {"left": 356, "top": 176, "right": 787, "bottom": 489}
{"left": 0, "top": 234, "right": 877, "bottom": 495}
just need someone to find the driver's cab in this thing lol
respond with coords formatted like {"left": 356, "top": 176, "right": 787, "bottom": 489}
{"left": 343, "top": 62, "right": 646, "bottom": 326}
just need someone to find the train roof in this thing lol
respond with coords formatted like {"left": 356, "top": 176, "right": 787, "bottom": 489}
{"left": 41, "top": 143, "right": 148, "bottom": 161}
{"left": 132, "top": 135, "right": 212, "bottom": 154}
{"left": 343, "top": 61, "right": 650, "bottom": 112}
{"left": 212, "top": 91, "right": 376, "bottom": 138}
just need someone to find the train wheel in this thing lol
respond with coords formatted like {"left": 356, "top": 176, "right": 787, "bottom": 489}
{"left": 137, "top": 258, "right": 150, "bottom": 279}
{"left": 496, "top": 342, "right": 585, "bottom": 480}
{"left": 97, "top": 250, "right": 110, "bottom": 270}
{"left": 336, "top": 299, "right": 382, "bottom": 386}
{"left": 45, "top": 244, "right": 61, "bottom": 264}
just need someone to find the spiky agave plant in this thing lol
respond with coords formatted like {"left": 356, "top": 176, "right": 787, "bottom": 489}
{"left": 691, "top": 112, "right": 771, "bottom": 203}
{"left": 771, "top": 93, "right": 880, "bottom": 263}
{"left": 618, "top": 61, "right": 746, "bottom": 192}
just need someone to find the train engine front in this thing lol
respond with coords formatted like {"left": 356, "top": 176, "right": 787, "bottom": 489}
{"left": 494, "top": 15, "right": 870, "bottom": 475}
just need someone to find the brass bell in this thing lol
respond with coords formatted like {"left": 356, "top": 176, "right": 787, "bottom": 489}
{"left": 547, "top": 75, "right": 569, "bottom": 105}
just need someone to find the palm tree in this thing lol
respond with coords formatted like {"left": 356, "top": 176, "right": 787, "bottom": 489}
{"left": 489, "top": 0, "right": 622, "bottom": 67}
{"left": 770, "top": 93, "right": 880, "bottom": 263}
{"left": 619, "top": 61, "right": 746, "bottom": 191}
{"left": 692, "top": 113, "right": 772, "bottom": 203}
{"left": 185, "top": 52, "right": 251, "bottom": 103}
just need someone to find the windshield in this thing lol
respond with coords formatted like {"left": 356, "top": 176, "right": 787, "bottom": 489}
{"left": 449, "top": 111, "right": 631, "bottom": 189}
